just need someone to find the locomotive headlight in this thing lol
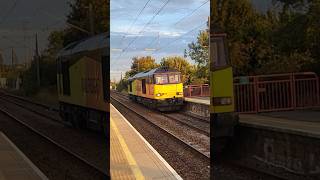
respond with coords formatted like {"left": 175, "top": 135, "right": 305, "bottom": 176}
{"left": 176, "top": 92, "right": 183, "bottom": 95}
{"left": 213, "top": 97, "right": 232, "bottom": 106}
{"left": 156, "top": 93, "right": 166, "bottom": 97}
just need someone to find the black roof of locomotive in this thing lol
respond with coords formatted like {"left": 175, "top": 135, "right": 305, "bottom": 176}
{"left": 57, "top": 33, "right": 109, "bottom": 58}
{"left": 128, "top": 67, "right": 180, "bottom": 81}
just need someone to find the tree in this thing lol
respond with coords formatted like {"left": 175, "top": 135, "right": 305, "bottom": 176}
{"left": 116, "top": 79, "right": 128, "bottom": 93}
{"left": 126, "top": 56, "right": 159, "bottom": 78}
{"left": 184, "top": 29, "right": 209, "bottom": 82}
{"left": 160, "top": 56, "right": 194, "bottom": 84}
{"left": 45, "top": 31, "right": 65, "bottom": 57}
{"left": 210, "top": 0, "right": 280, "bottom": 75}
{"left": 63, "top": 0, "right": 109, "bottom": 45}
{"left": 20, "top": 0, "right": 108, "bottom": 95}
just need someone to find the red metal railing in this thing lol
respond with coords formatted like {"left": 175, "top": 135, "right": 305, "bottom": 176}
{"left": 234, "top": 72, "right": 320, "bottom": 113}
{"left": 184, "top": 84, "right": 209, "bottom": 97}
{"left": 183, "top": 72, "right": 320, "bottom": 113}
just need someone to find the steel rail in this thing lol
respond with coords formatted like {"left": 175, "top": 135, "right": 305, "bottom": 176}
{"left": 110, "top": 94, "right": 210, "bottom": 163}
{"left": 0, "top": 106, "right": 108, "bottom": 178}
{"left": 0, "top": 95, "right": 61, "bottom": 124}
{"left": 112, "top": 91, "right": 210, "bottom": 136}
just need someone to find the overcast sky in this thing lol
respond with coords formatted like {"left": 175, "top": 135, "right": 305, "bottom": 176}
{"left": 0, "top": 0, "right": 69, "bottom": 65}
{"left": 110, "top": 0, "right": 210, "bottom": 81}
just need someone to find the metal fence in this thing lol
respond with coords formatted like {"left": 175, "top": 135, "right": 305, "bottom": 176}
{"left": 184, "top": 84, "right": 210, "bottom": 97}
{"left": 234, "top": 72, "right": 320, "bottom": 113}
{"left": 183, "top": 72, "right": 320, "bottom": 113}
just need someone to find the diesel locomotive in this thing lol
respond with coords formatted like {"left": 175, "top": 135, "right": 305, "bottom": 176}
{"left": 128, "top": 67, "right": 184, "bottom": 111}
{"left": 210, "top": 26, "right": 239, "bottom": 152}
{"left": 57, "top": 33, "right": 109, "bottom": 134}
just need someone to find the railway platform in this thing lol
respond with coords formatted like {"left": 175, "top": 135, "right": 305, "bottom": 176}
{"left": 183, "top": 97, "right": 209, "bottom": 118}
{"left": 233, "top": 110, "right": 320, "bottom": 178}
{"left": 184, "top": 97, "right": 210, "bottom": 105}
{"left": 110, "top": 104, "right": 182, "bottom": 180}
{"left": 240, "top": 110, "right": 320, "bottom": 138}
{"left": 0, "top": 132, "right": 48, "bottom": 180}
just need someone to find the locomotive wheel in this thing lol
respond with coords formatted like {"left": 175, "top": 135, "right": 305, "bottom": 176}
{"left": 77, "top": 113, "right": 87, "bottom": 129}
{"left": 71, "top": 115, "right": 79, "bottom": 128}
{"left": 62, "top": 113, "right": 73, "bottom": 127}
{"left": 100, "top": 115, "right": 109, "bottom": 137}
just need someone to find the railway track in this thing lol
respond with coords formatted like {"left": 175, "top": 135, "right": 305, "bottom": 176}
{"left": 0, "top": 106, "right": 108, "bottom": 179}
{"left": 0, "top": 92, "right": 108, "bottom": 179}
{"left": 111, "top": 92, "right": 210, "bottom": 161}
{"left": 112, "top": 91, "right": 210, "bottom": 137}
{"left": 112, "top": 91, "right": 287, "bottom": 180}
{"left": 0, "top": 93, "right": 61, "bottom": 123}
{"left": 0, "top": 91, "right": 59, "bottom": 111}
{"left": 111, "top": 95, "right": 210, "bottom": 179}
{"left": 1, "top": 91, "right": 285, "bottom": 179}
{"left": 161, "top": 112, "right": 209, "bottom": 136}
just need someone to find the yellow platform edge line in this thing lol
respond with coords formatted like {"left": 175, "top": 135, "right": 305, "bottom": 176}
{"left": 111, "top": 104, "right": 183, "bottom": 180}
{"left": 110, "top": 117, "right": 145, "bottom": 180}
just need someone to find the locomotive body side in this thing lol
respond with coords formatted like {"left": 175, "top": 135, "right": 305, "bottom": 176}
{"left": 57, "top": 34, "right": 109, "bottom": 132}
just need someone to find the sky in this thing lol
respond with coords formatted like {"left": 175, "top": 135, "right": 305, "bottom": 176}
{"left": 110, "top": 0, "right": 210, "bottom": 81}
{"left": 0, "top": 0, "right": 69, "bottom": 65}
{"left": 0, "top": 0, "right": 273, "bottom": 80}
{"left": 110, "top": 0, "right": 273, "bottom": 82}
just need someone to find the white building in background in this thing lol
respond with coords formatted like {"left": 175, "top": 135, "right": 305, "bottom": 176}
{"left": 0, "top": 78, "right": 6, "bottom": 88}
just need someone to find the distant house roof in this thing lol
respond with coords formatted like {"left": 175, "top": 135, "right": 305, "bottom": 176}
{"left": 128, "top": 67, "right": 180, "bottom": 81}
{"left": 57, "top": 33, "right": 109, "bottom": 57}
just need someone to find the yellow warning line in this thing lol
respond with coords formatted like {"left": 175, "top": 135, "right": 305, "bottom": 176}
{"left": 110, "top": 117, "right": 145, "bottom": 180}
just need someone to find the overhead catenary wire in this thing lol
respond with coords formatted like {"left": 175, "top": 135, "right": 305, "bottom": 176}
{"left": 174, "top": 0, "right": 209, "bottom": 26}
{"left": 39, "top": 10, "right": 90, "bottom": 34}
{"left": 113, "top": 0, "right": 209, "bottom": 56}
{"left": 119, "top": 0, "right": 170, "bottom": 54}
{"left": 114, "top": 21, "right": 207, "bottom": 72}
{"left": 118, "top": 0, "right": 152, "bottom": 46}
{"left": 140, "top": 0, "right": 209, "bottom": 52}
{"left": 151, "top": 21, "right": 207, "bottom": 55}
{"left": 112, "top": 0, "right": 171, "bottom": 66}
{"left": 142, "top": 32, "right": 159, "bottom": 50}
{"left": 0, "top": 0, "right": 20, "bottom": 26}
{"left": 111, "top": 0, "right": 209, "bottom": 72}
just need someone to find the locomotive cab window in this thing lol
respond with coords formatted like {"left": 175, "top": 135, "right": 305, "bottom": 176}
{"left": 168, "top": 74, "right": 180, "bottom": 83}
{"left": 211, "top": 35, "right": 229, "bottom": 71}
{"left": 57, "top": 58, "right": 62, "bottom": 94}
{"left": 155, "top": 74, "right": 168, "bottom": 84}
{"left": 142, "top": 79, "right": 146, "bottom": 94}
{"left": 129, "top": 81, "right": 133, "bottom": 92}
{"left": 101, "top": 55, "right": 109, "bottom": 101}
{"left": 61, "top": 60, "right": 70, "bottom": 95}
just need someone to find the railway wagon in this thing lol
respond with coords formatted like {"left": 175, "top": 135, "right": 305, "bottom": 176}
{"left": 57, "top": 33, "right": 109, "bottom": 134}
{"left": 210, "top": 31, "right": 239, "bottom": 153}
{"left": 128, "top": 67, "right": 184, "bottom": 111}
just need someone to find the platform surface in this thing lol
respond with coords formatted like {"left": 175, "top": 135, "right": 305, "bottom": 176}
{"left": 240, "top": 111, "right": 320, "bottom": 138}
{"left": 110, "top": 104, "right": 182, "bottom": 180}
{"left": 260, "top": 109, "right": 320, "bottom": 122}
{"left": 184, "top": 97, "right": 210, "bottom": 105}
{"left": 0, "top": 132, "right": 48, "bottom": 180}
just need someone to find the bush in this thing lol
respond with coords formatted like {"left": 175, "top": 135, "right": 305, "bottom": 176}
{"left": 21, "top": 57, "right": 57, "bottom": 96}
{"left": 116, "top": 79, "right": 128, "bottom": 93}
